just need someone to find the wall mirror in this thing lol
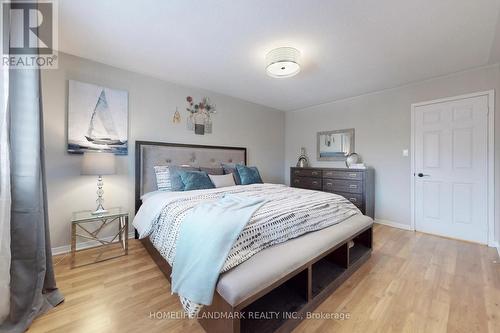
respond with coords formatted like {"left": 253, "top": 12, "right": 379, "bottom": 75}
{"left": 317, "top": 128, "right": 355, "bottom": 161}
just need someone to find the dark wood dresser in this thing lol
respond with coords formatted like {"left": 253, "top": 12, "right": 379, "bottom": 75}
{"left": 290, "top": 167, "right": 374, "bottom": 218}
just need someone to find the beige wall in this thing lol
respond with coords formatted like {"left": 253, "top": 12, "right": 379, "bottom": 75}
{"left": 42, "top": 53, "right": 285, "bottom": 250}
{"left": 285, "top": 65, "right": 500, "bottom": 244}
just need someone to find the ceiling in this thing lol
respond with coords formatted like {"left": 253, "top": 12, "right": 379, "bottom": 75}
{"left": 59, "top": 0, "right": 500, "bottom": 111}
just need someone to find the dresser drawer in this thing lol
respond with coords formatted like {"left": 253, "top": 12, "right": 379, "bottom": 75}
{"left": 334, "top": 192, "right": 364, "bottom": 207}
{"left": 323, "top": 179, "right": 363, "bottom": 194}
{"left": 291, "top": 169, "right": 322, "bottom": 178}
{"left": 291, "top": 177, "right": 322, "bottom": 190}
{"left": 323, "top": 170, "right": 364, "bottom": 180}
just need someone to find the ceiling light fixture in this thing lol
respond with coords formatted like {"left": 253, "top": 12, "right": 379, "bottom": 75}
{"left": 265, "top": 47, "right": 301, "bottom": 78}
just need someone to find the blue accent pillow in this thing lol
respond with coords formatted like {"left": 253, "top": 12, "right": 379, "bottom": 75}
{"left": 236, "top": 165, "right": 263, "bottom": 185}
{"left": 221, "top": 163, "right": 242, "bottom": 185}
{"left": 179, "top": 170, "right": 215, "bottom": 191}
{"left": 169, "top": 165, "right": 199, "bottom": 191}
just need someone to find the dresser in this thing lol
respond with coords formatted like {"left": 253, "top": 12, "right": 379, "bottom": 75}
{"left": 290, "top": 167, "right": 374, "bottom": 218}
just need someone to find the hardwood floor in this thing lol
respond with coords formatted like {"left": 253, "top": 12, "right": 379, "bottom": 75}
{"left": 28, "top": 224, "right": 500, "bottom": 333}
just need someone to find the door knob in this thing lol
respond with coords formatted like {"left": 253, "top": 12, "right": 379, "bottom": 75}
{"left": 417, "top": 173, "right": 430, "bottom": 177}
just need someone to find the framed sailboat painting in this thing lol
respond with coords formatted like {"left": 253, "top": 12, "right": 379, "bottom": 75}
{"left": 67, "top": 80, "right": 128, "bottom": 155}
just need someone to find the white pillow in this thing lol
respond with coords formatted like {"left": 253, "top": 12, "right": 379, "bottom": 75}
{"left": 209, "top": 173, "right": 236, "bottom": 188}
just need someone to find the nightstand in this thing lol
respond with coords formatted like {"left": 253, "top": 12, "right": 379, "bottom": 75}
{"left": 70, "top": 207, "right": 129, "bottom": 268}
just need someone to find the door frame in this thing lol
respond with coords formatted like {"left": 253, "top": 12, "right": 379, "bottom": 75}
{"left": 410, "top": 90, "right": 495, "bottom": 246}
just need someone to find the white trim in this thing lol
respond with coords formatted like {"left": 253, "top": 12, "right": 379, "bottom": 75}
{"left": 493, "top": 242, "right": 500, "bottom": 259}
{"left": 488, "top": 91, "right": 496, "bottom": 247}
{"left": 375, "top": 219, "right": 413, "bottom": 231}
{"left": 410, "top": 90, "right": 496, "bottom": 246}
{"left": 410, "top": 100, "right": 416, "bottom": 231}
{"left": 411, "top": 90, "right": 494, "bottom": 107}
{"left": 52, "top": 231, "right": 135, "bottom": 255}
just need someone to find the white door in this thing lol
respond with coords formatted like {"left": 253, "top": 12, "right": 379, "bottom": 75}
{"left": 413, "top": 95, "right": 489, "bottom": 244}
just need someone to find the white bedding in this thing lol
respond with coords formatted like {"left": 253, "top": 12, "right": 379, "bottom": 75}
{"left": 133, "top": 183, "right": 361, "bottom": 316}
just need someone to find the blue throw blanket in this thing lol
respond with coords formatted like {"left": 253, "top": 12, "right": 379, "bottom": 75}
{"left": 171, "top": 194, "right": 266, "bottom": 306}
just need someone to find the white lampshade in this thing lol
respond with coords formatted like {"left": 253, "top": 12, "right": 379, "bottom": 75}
{"left": 266, "top": 47, "right": 301, "bottom": 78}
{"left": 81, "top": 152, "right": 116, "bottom": 176}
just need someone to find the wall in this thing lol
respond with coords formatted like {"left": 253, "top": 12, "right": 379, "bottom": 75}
{"left": 285, "top": 65, "right": 500, "bottom": 244}
{"left": 41, "top": 53, "right": 499, "bottom": 249}
{"left": 42, "top": 52, "right": 285, "bottom": 250}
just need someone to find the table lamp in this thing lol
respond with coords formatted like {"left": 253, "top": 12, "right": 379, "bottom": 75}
{"left": 81, "top": 151, "right": 116, "bottom": 215}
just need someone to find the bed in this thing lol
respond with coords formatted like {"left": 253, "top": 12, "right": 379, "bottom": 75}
{"left": 134, "top": 141, "right": 373, "bottom": 333}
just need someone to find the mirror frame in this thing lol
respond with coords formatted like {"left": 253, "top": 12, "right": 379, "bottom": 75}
{"left": 316, "top": 128, "right": 355, "bottom": 161}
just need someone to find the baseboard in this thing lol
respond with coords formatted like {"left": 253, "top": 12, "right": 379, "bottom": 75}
{"left": 488, "top": 240, "right": 499, "bottom": 248}
{"left": 52, "top": 231, "right": 136, "bottom": 256}
{"left": 374, "top": 219, "right": 413, "bottom": 231}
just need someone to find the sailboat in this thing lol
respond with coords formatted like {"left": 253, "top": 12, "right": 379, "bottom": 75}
{"left": 85, "top": 89, "right": 125, "bottom": 146}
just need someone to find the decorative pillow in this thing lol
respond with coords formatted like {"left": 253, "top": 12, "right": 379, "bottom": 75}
{"left": 200, "top": 167, "right": 224, "bottom": 175}
{"left": 154, "top": 166, "right": 171, "bottom": 191}
{"left": 170, "top": 165, "right": 200, "bottom": 190}
{"left": 154, "top": 165, "right": 199, "bottom": 191}
{"left": 208, "top": 174, "right": 236, "bottom": 188}
{"left": 236, "top": 165, "right": 263, "bottom": 185}
{"left": 179, "top": 170, "right": 215, "bottom": 191}
{"left": 221, "top": 163, "right": 242, "bottom": 185}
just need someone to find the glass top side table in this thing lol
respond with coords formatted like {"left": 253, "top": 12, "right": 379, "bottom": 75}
{"left": 71, "top": 207, "right": 129, "bottom": 268}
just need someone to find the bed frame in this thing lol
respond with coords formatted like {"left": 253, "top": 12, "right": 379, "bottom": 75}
{"left": 134, "top": 140, "right": 372, "bottom": 333}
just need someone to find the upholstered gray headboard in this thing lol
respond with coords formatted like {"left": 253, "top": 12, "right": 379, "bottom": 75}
{"left": 135, "top": 141, "right": 247, "bottom": 212}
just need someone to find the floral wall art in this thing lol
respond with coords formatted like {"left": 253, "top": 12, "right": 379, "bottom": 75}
{"left": 185, "top": 96, "right": 216, "bottom": 135}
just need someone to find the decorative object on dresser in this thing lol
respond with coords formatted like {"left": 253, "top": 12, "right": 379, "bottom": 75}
{"left": 70, "top": 207, "right": 129, "bottom": 268}
{"left": 317, "top": 128, "right": 355, "bottom": 161}
{"left": 81, "top": 152, "right": 116, "bottom": 215}
{"left": 296, "top": 147, "right": 310, "bottom": 168}
{"left": 290, "top": 167, "right": 374, "bottom": 218}
{"left": 345, "top": 152, "right": 360, "bottom": 168}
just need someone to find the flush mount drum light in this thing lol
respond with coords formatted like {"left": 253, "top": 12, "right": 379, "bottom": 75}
{"left": 266, "top": 47, "right": 301, "bottom": 78}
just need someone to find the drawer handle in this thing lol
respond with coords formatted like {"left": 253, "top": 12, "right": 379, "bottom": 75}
{"left": 326, "top": 182, "right": 333, "bottom": 186}
{"left": 294, "top": 179, "right": 300, "bottom": 183}
{"left": 349, "top": 173, "right": 357, "bottom": 178}
{"left": 349, "top": 198, "right": 357, "bottom": 202}
{"left": 312, "top": 181, "right": 318, "bottom": 185}
{"left": 349, "top": 184, "right": 358, "bottom": 189}
{"left": 294, "top": 171, "right": 300, "bottom": 174}
{"left": 311, "top": 171, "right": 318, "bottom": 176}
{"left": 325, "top": 172, "right": 333, "bottom": 176}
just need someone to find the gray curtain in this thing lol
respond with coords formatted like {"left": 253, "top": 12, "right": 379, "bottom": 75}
{"left": 0, "top": 68, "right": 64, "bottom": 333}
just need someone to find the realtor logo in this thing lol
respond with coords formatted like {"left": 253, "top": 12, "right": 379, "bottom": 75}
{"left": 1, "top": 0, "right": 58, "bottom": 68}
